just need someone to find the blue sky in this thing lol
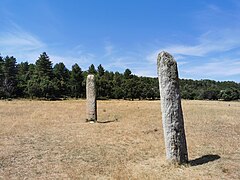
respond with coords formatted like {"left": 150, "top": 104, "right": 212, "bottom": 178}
{"left": 0, "top": 0, "right": 240, "bottom": 82}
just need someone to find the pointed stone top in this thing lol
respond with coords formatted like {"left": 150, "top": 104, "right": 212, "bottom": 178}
{"left": 158, "top": 51, "right": 175, "bottom": 62}
{"left": 87, "top": 74, "right": 95, "bottom": 78}
{"left": 157, "top": 51, "right": 178, "bottom": 77}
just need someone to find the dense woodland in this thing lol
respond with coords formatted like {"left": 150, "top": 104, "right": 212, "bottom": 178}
{"left": 0, "top": 52, "right": 239, "bottom": 101}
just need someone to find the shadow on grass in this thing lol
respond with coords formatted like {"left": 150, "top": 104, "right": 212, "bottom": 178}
{"left": 189, "top": 154, "right": 221, "bottom": 166}
{"left": 97, "top": 120, "right": 118, "bottom": 123}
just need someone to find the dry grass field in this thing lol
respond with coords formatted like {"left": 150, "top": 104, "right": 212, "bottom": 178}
{"left": 0, "top": 99, "right": 239, "bottom": 179}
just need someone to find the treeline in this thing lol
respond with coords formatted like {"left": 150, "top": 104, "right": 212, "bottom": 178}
{"left": 180, "top": 79, "right": 239, "bottom": 101}
{"left": 0, "top": 52, "right": 239, "bottom": 101}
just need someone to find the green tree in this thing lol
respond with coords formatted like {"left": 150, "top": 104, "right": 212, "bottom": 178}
{"left": 28, "top": 63, "right": 35, "bottom": 76}
{"left": 219, "top": 89, "right": 239, "bottom": 101}
{"left": 96, "top": 71, "right": 114, "bottom": 99}
{"left": 70, "top": 63, "right": 84, "bottom": 98}
{"left": 200, "top": 90, "right": 219, "bottom": 100}
{"left": 39, "top": 77, "right": 58, "bottom": 98}
{"left": 0, "top": 55, "right": 4, "bottom": 97}
{"left": 88, "top": 64, "right": 97, "bottom": 74}
{"left": 27, "top": 77, "right": 42, "bottom": 98}
{"left": 123, "top": 78, "right": 137, "bottom": 100}
{"left": 16, "top": 62, "right": 29, "bottom": 97}
{"left": 97, "top": 64, "right": 105, "bottom": 77}
{"left": 2, "top": 56, "right": 17, "bottom": 98}
{"left": 53, "top": 62, "right": 70, "bottom": 97}
{"left": 27, "top": 76, "right": 58, "bottom": 98}
{"left": 35, "top": 52, "right": 53, "bottom": 78}
{"left": 124, "top": 68, "right": 132, "bottom": 79}
{"left": 112, "top": 72, "right": 124, "bottom": 99}
{"left": 27, "top": 52, "right": 57, "bottom": 99}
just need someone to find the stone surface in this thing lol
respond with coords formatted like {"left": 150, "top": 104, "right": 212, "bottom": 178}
{"left": 86, "top": 74, "right": 97, "bottom": 121}
{"left": 157, "top": 51, "right": 188, "bottom": 164}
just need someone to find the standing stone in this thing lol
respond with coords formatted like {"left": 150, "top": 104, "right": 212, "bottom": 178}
{"left": 86, "top": 74, "right": 97, "bottom": 121}
{"left": 157, "top": 51, "right": 188, "bottom": 164}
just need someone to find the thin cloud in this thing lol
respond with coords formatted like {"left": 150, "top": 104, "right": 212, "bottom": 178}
{"left": 166, "top": 32, "right": 240, "bottom": 56}
{"left": 147, "top": 29, "right": 240, "bottom": 62}
{"left": 0, "top": 31, "right": 44, "bottom": 50}
{"left": 61, "top": 44, "right": 96, "bottom": 69}
{"left": 71, "top": 44, "right": 86, "bottom": 55}
{"left": 106, "top": 57, "right": 135, "bottom": 69}
{"left": 0, "top": 23, "right": 96, "bottom": 69}
{"left": 0, "top": 23, "right": 46, "bottom": 61}
{"left": 133, "top": 68, "right": 157, "bottom": 77}
{"left": 207, "top": 4, "right": 222, "bottom": 13}
{"left": 0, "top": 23, "right": 45, "bottom": 50}
{"left": 103, "top": 41, "right": 116, "bottom": 57}
{"left": 104, "top": 44, "right": 114, "bottom": 56}
{"left": 146, "top": 28, "right": 240, "bottom": 81}
{"left": 50, "top": 53, "right": 95, "bottom": 70}
{"left": 184, "top": 58, "right": 240, "bottom": 77}
{"left": 146, "top": 49, "right": 189, "bottom": 65}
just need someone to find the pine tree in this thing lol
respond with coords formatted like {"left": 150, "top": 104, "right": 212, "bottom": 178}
{"left": 16, "top": 62, "right": 29, "bottom": 97}
{"left": 124, "top": 68, "right": 132, "bottom": 79}
{"left": 112, "top": 72, "right": 124, "bottom": 99}
{"left": 2, "top": 56, "right": 17, "bottom": 98}
{"left": 88, "top": 64, "right": 97, "bottom": 74}
{"left": 27, "top": 52, "right": 56, "bottom": 98}
{"left": 70, "top": 63, "right": 84, "bottom": 98}
{"left": 53, "top": 62, "right": 70, "bottom": 97}
{"left": 35, "top": 52, "right": 53, "bottom": 78}
{"left": 0, "top": 55, "right": 4, "bottom": 97}
{"left": 97, "top": 64, "right": 105, "bottom": 77}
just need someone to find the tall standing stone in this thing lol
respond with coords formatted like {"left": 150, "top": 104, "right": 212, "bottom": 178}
{"left": 157, "top": 51, "right": 188, "bottom": 164}
{"left": 86, "top": 74, "right": 97, "bottom": 121}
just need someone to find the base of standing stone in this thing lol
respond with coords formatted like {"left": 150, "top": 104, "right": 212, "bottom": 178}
{"left": 85, "top": 118, "right": 97, "bottom": 122}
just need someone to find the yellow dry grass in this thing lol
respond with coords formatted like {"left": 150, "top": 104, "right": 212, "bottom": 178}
{"left": 0, "top": 99, "right": 239, "bottom": 179}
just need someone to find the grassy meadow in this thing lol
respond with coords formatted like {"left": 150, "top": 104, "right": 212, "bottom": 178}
{"left": 0, "top": 99, "right": 239, "bottom": 179}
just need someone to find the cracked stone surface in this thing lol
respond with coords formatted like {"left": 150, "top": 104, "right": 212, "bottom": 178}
{"left": 86, "top": 74, "right": 97, "bottom": 121}
{"left": 157, "top": 51, "right": 188, "bottom": 164}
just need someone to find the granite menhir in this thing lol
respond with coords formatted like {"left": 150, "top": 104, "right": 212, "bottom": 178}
{"left": 157, "top": 51, "right": 188, "bottom": 164}
{"left": 86, "top": 74, "right": 97, "bottom": 121}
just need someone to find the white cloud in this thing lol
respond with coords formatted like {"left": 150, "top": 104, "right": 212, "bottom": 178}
{"left": 70, "top": 45, "right": 85, "bottom": 55}
{"left": 50, "top": 53, "right": 95, "bottom": 70}
{"left": 133, "top": 69, "right": 156, "bottom": 77}
{"left": 0, "top": 23, "right": 46, "bottom": 62}
{"left": 147, "top": 29, "right": 240, "bottom": 66}
{"left": 155, "top": 30, "right": 240, "bottom": 59}
{"left": 103, "top": 41, "right": 116, "bottom": 57}
{"left": 146, "top": 28, "right": 240, "bottom": 81}
{"left": 207, "top": 4, "right": 222, "bottom": 13}
{"left": 105, "top": 57, "right": 135, "bottom": 69}
{"left": 0, "top": 32, "right": 44, "bottom": 49}
{"left": 184, "top": 58, "right": 240, "bottom": 77}
{"left": 57, "top": 44, "right": 97, "bottom": 69}
{"left": 104, "top": 44, "right": 114, "bottom": 56}
{"left": 0, "top": 23, "right": 96, "bottom": 69}
{"left": 146, "top": 49, "right": 188, "bottom": 66}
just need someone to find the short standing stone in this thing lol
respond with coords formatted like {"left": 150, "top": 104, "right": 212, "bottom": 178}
{"left": 86, "top": 74, "right": 97, "bottom": 121}
{"left": 157, "top": 51, "right": 188, "bottom": 164}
